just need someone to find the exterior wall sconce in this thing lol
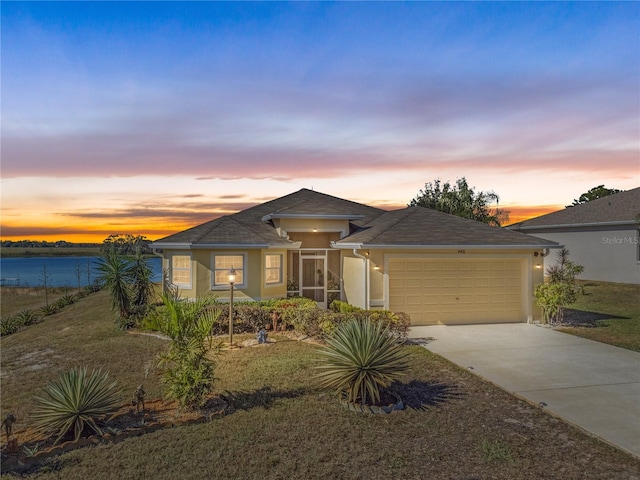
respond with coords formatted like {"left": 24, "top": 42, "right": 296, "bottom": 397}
{"left": 313, "top": 228, "right": 318, "bottom": 232}
{"left": 228, "top": 267, "right": 236, "bottom": 345}
{"left": 374, "top": 266, "right": 380, "bottom": 271}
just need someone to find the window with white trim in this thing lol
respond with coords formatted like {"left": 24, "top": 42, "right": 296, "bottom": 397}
{"left": 171, "top": 255, "right": 192, "bottom": 288}
{"left": 212, "top": 254, "right": 245, "bottom": 288}
{"left": 265, "top": 254, "right": 283, "bottom": 285}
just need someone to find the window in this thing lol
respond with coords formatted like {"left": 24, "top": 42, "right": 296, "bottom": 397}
{"left": 265, "top": 254, "right": 283, "bottom": 285}
{"left": 171, "top": 255, "right": 192, "bottom": 288}
{"left": 212, "top": 254, "right": 245, "bottom": 288}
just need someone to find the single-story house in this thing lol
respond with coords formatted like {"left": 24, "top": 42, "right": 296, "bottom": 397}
{"left": 507, "top": 187, "right": 640, "bottom": 285}
{"left": 152, "top": 189, "right": 559, "bottom": 325}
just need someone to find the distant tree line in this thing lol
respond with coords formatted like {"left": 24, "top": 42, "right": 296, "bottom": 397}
{"left": 1, "top": 240, "right": 100, "bottom": 248}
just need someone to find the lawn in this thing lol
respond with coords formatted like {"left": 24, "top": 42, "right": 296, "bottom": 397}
{"left": 1, "top": 287, "right": 84, "bottom": 319}
{"left": 556, "top": 281, "right": 640, "bottom": 352}
{"left": 1, "top": 288, "right": 639, "bottom": 479}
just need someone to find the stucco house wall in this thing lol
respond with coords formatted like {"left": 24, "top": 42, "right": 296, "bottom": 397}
{"left": 531, "top": 227, "right": 639, "bottom": 284}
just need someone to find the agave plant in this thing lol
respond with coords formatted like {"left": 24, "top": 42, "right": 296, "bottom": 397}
{"left": 316, "top": 319, "right": 410, "bottom": 406}
{"left": 31, "top": 367, "right": 120, "bottom": 444}
{"left": 15, "top": 309, "right": 41, "bottom": 326}
{"left": 0, "top": 316, "right": 23, "bottom": 336}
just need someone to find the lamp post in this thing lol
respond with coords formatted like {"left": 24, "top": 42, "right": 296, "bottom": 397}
{"left": 228, "top": 267, "right": 236, "bottom": 346}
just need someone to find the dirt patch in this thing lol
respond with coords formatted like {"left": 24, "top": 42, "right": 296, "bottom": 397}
{"left": 1, "top": 395, "right": 230, "bottom": 473}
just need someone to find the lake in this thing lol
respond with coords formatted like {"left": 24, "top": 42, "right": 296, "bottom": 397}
{"left": 0, "top": 256, "right": 162, "bottom": 287}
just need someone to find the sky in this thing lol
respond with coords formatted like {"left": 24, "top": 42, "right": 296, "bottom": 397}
{"left": 2, "top": 1, "right": 639, "bottom": 243}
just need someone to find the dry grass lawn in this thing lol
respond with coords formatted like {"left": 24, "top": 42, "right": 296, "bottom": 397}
{"left": 1, "top": 288, "right": 639, "bottom": 479}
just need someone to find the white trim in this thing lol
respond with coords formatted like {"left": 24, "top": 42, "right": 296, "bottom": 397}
{"left": 509, "top": 220, "right": 635, "bottom": 230}
{"left": 333, "top": 243, "right": 561, "bottom": 250}
{"left": 153, "top": 242, "right": 300, "bottom": 250}
{"left": 152, "top": 242, "right": 191, "bottom": 249}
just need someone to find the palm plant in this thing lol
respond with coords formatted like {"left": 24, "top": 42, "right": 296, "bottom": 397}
{"left": 129, "top": 245, "right": 154, "bottom": 310}
{"left": 96, "top": 248, "right": 132, "bottom": 326}
{"left": 146, "top": 294, "right": 222, "bottom": 408}
{"left": 31, "top": 367, "right": 120, "bottom": 445}
{"left": 316, "top": 319, "right": 410, "bottom": 406}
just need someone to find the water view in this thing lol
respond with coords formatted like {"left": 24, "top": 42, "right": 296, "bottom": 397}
{"left": 0, "top": 256, "right": 162, "bottom": 287}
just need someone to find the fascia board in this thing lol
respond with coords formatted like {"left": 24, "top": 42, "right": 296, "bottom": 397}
{"left": 509, "top": 220, "right": 636, "bottom": 231}
{"left": 150, "top": 242, "right": 191, "bottom": 249}
{"left": 334, "top": 243, "right": 563, "bottom": 250}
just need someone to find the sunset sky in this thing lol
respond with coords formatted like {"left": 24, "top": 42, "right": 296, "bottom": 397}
{"left": 2, "top": 2, "right": 639, "bottom": 243}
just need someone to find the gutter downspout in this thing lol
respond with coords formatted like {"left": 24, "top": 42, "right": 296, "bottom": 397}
{"left": 353, "top": 248, "right": 369, "bottom": 310}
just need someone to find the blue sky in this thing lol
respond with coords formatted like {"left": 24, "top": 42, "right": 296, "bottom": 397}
{"left": 2, "top": 1, "right": 638, "bottom": 241}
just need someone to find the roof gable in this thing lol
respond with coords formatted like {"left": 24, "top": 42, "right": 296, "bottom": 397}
{"left": 154, "top": 189, "right": 384, "bottom": 246}
{"left": 509, "top": 187, "right": 640, "bottom": 230}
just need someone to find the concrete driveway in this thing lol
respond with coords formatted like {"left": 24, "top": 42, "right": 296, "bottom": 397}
{"left": 409, "top": 323, "right": 640, "bottom": 459}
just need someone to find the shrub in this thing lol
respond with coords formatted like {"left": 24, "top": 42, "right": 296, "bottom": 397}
{"left": 329, "top": 300, "right": 361, "bottom": 314}
{"left": 147, "top": 294, "right": 222, "bottom": 408}
{"left": 316, "top": 319, "right": 410, "bottom": 406}
{"left": 534, "top": 248, "right": 584, "bottom": 324}
{"left": 0, "top": 316, "right": 23, "bottom": 336}
{"left": 31, "top": 367, "right": 120, "bottom": 445}
{"left": 55, "top": 294, "right": 76, "bottom": 309}
{"left": 351, "top": 310, "right": 410, "bottom": 343}
{"left": 15, "top": 309, "right": 41, "bottom": 326}
{"left": 235, "top": 305, "right": 271, "bottom": 333}
{"left": 40, "top": 304, "right": 60, "bottom": 316}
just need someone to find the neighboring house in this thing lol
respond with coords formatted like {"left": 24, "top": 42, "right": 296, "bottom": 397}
{"left": 508, "top": 187, "right": 640, "bottom": 285}
{"left": 152, "top": 189, "right": 558, "bottom": 325}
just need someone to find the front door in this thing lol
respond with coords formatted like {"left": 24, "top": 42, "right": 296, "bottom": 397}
{"left": 301, "top": 256, "right": 326, "bottom": 307}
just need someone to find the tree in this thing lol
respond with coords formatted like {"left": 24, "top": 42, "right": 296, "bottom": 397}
{"left": 96, "top": 237, "right": 156, "bottom": 329}
{"left": 409, "top": 177, "right": 509, "bottom": 226}
{"left": 534, "top": 248, "right": 584, "bottom": 324}
{"left": 100, "top": 234, "right": 152, "bottom": 256}
{"left": 569, "top": 185, "right": 622, "bottom": 207}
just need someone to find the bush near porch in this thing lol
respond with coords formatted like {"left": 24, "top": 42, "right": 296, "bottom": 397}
{"left": 149, "top": 297, "right": 411, "bottom": 343}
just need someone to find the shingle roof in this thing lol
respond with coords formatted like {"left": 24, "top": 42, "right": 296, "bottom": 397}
{"left": 508, "top": 187, "right": 640, "bottom": 230}
{"left": 335, "top": 206, "right": 557, "bottom": 247}
{"left": 154, "top": 189, "right": 384, "bottom": 246}
{"left": 154, "top": 188, "right": 558, "bottom": 248}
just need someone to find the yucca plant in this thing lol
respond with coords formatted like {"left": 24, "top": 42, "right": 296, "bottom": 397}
{"left": 316, "top": 319, "right": 410, "bottom": 406}
{"left": 31, "top": 367, "right": 120, "bottom": 445}
{"left": 96, "top": 248, "right": 133, "bottom": 326}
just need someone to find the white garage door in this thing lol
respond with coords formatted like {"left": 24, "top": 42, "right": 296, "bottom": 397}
{"left": 388, "top": 257, "right": 525, "bottom": 325}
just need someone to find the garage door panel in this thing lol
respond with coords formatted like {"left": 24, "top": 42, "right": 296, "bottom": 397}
{"left": 458, "top": 278, "right": 474, "bottom": 288}
{"left": 388, "top": 258, "right": 524, "bottom": 326}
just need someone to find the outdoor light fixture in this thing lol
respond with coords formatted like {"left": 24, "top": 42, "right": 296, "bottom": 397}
{"left": 228, "top": 268, "right": 236, "bottom": 346}
{"left": 313, "top": 228, "right": 318, "bottom": 232}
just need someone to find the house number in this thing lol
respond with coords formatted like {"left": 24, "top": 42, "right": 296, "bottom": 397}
{"left": 457, "top": 249, "right": 466, "bottom": 254}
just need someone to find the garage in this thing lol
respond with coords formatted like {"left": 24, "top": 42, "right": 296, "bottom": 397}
{"left": 387, "top": 257, "right": 525, "bottom": 325}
